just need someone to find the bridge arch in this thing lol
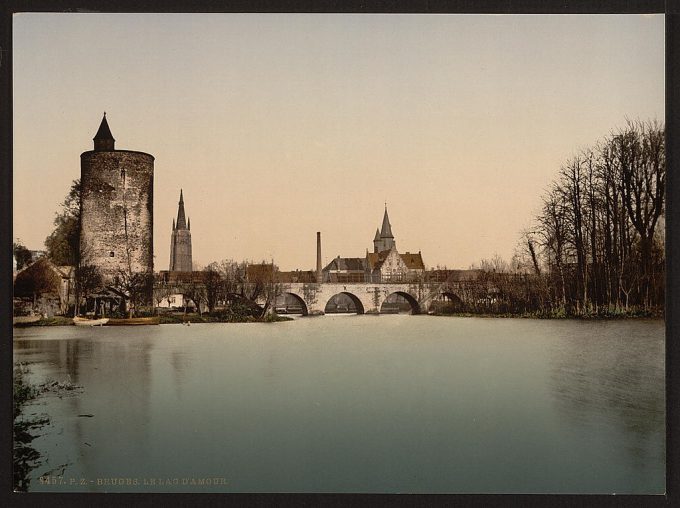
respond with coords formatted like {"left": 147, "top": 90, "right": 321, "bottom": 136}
{"left": 275, "top": 292, "right": 308, "bottom": 316}
{"left": 382, "top": 291, "right": 421, "bottom": 315}
{"left": 431, "top": 291, "right": 464, "bottom": 313}
{"left": 324, "top": 292, "right": 365, "bottom": 314}
{"left": 442, "top": 292, "right": 464, "bottom": 306}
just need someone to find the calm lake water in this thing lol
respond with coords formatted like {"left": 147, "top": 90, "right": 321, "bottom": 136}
{"left": 13, "top": 315, "right": 665, "bottom": 494}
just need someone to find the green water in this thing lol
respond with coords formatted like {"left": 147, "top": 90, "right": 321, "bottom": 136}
{"left": 13, "top": 315, "right": 665, "bottom": 493}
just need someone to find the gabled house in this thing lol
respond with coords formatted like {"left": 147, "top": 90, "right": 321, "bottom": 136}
{"left": 366, "top": 246, "right": 411, "bottom": 282}
{"left": 364, "top": 206, "right": 426, "bottom": 282}
{"left": 13, "top": 258, "right": 75, "bottom": 316}
{"left": 323, "top": 257, "right": 367, "bottom": 283}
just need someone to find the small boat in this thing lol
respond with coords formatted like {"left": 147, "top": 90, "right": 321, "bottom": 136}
{"left": 13, "top": 315, "right": 41, "bottom": 325}
{"left": 73, "top": 316, "right": 109, "bottom": 327}
{"left": 105, "top": 316, "right": 160, "bottom": 326}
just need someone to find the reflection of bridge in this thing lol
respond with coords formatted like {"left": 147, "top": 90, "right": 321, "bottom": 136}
{"left": 275, "top": 282, "right": 472, "bottom": 315}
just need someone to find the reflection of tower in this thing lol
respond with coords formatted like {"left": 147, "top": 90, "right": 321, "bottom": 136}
{"left": 80, "top": 114, "right": 154, "bottom": 284}
{"left": 169, "top": 189, "right": 193, "bottom": 272}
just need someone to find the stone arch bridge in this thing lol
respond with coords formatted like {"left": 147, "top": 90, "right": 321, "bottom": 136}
{"left": 275, "top": 282, "right": 475, "bottom": 315}
{"left": 154, "top": 279, "right": 485, "bottom": 315}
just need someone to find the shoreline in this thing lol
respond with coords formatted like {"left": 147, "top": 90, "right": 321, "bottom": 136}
{"left": 12, "top": 314, "right": 294, "bottom": 328}
{"left": 427, "top": 309, "right": 664, "bottom": 320}
{"left": 13, "top": 311, "right": 663, "bottom": 327}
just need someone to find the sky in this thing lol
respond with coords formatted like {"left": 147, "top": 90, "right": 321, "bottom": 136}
{"left": 13, "top": 13, "right": 664, "bottom": 271}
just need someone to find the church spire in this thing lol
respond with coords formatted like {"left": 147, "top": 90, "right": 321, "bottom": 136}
{"left": 176, "top": 189, "right": 187, "bottom": 229}
{"left": 93, "top": 112, "right": 115, "bottom": 151}
{"left": 380, "top": 205, "right": 393, "bottom": 239}
{"left": 373, "top": 227, "right": 381, "bottom": 253}
{"left": 169, "top": 188, "right": 193, "bottom": 272}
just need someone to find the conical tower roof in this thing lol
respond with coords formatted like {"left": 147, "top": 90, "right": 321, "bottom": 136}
{"left": 94, "top": 114, "right": 114, "bottom": 140}
{"left": 176, "top": 189, "right": 187, "bottom": 229}
{"left": 93, "top": 113, "right": 115, "bottom": 150}
{"left": 373, "top": 228, "right": 381, "bottom": 242}
{"left": 380, "top": 206, "right": 393, "bottom": 239}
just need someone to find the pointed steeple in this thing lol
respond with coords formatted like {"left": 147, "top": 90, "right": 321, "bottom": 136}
{"left": 176, "top": 189, "right": 187, "bottom": 229}
{"left": 372, "top": 227, "right": 381, "bottom": 253}
{"left": 169, "top": 189, "right": 192, "bottom": 271}
{"left": 93, "top": 112, "right": 115, "bottom": 151}
{"left": 380, "top": 205, "right": 393, "bottom": 239}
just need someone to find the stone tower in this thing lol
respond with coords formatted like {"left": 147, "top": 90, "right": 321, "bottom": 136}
{"left": 373, "top": 205, "right": 395, "bottom": 252}
{"left": 79, "top": 114, "right": 154, "bottom": 285}
{"left": 169, "top": 189, "right": 193, "bottom": 272}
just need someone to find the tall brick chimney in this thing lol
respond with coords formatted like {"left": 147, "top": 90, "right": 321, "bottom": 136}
{"left": 316, "top": 232, "right": 322, "bottom": 283}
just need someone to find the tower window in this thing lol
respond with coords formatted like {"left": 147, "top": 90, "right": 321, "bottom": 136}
{"left": 110, "top": 251, "right": 115, "bottom": 257}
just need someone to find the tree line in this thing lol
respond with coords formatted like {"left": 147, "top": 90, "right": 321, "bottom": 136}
{"left": 156, "top": 260, "right": 281, "bottom": 319}
{"left": 468, "top": 120, "right": 664, "bottom": 317}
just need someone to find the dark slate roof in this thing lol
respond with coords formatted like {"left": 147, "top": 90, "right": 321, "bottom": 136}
{"left": 323, "top": 257, "right": 366, "bottom": 272}
{"left": 176, "top": 189, "right": 187, "bottom": 229}
{"left": 93, "top": 114, "right": 115, "bottom": 141}
{"left": 380, "top": 207, "right": 394, "bottom": 238}
{"left": 373, "top": 228, "right": 381, "bottom": 242}
{"left": 277, "top": 270, "right": 317, "bottom": 283}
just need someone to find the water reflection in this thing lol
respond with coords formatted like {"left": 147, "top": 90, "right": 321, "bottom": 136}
{"left": 13, "top": 318, "right": 665, "bottom": 494}
{"left": 548, "top": 320, "right": 665, "bottom": 484}
{"left": 14, "top": 333, "right": 155, "bottom": 484}
{"left": 170, "top": 350, "right": 190, "bottom": 400}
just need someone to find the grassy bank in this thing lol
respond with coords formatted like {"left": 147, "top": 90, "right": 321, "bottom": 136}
{"left": 15, "top": 309, "right": 661, "bottom": 326}
{"left": 13, "top": 316, "right": 74, "bottom": 327}
{"left": 13, "top": 313, "right": 293, "bottom": 327}
{"left": 430, "top": 308, "right": 663, "bottom": 319}
{"left": 158, "top": 312, "right": 293, "bottom": 324}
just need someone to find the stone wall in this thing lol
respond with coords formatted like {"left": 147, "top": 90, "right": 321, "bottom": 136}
{"left": 80, "top": 150, "right": 154, "bottom": 284}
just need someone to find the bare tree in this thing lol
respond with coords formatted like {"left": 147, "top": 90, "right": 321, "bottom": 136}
{"left": 614, "top": 120, "right": 665, "bottom": 308}
{"left": 73, "top": 264, "right": 103, "bottom": 317}
{"left": 114, "top": 270, "right": 153, "bottom": 318}
{"left": 203, "top": 263, "right": 223, "bottom": 313}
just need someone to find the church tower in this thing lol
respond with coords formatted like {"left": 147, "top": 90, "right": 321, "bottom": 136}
{"left": 169, "top": 189, "right": 193, "bottom": 272}
{"left": 80, "top": 113, "right": 154, "bottom": 288}
{"left": 376, "top": 205, "right": 395, "bottom": 252}
{"left": 373, "top": 228, "right": 381, "bottom": 253}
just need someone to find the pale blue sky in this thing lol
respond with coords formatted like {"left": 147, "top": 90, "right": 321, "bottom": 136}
{"left": 13, "top": 13, "right": 664, "bottom": 270}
